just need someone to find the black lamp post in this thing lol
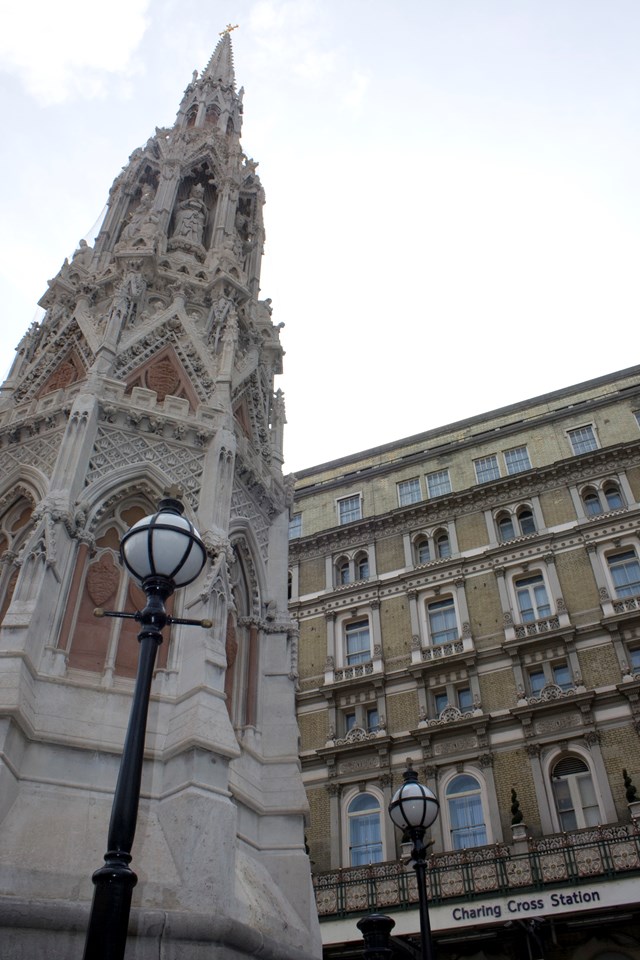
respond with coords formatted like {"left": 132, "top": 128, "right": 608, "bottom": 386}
{"left": 388, "top": 761, "right": 440, "bottom": 960}
{"left": 83, "top": 495, "right": 209, "bottom": 960}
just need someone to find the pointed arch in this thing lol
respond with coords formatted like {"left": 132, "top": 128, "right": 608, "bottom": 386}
{"left": 225, "top": 523, "right": 266, "bottom": 729}
{"left": 59, "top": 470, "right": 191, "bottom": 679}
{"left": 0, "top": 478, "right": 41, "bottom": 625}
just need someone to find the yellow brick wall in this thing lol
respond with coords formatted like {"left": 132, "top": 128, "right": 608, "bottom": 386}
{"left": 578, "top": 643, "right": 621, "bottom": 690}
{"left": 466, "top": 573, "right": 504, "bottom": 648}
{"left": 298, "top": 556, "right": 325, "bottom": 595}
{"left": 386, "top": 689, "right": 419, "bottom": 733}
{"left": 456, "top": 512, "right": 488, "bottom": 552}
{"left": 539, "top": 488, "right": 576, "bottom": 527}
{"left": 299, "top": 711, "right": 328, "bottom": 752}
{"left": 600, "top": 726, "right": 640, "bottom": 820}
{"left": 298, "top": 616, "right": 326, "bottom": 681}
{"left": 627, "top": 465, "right": 640, "bottom": 503}
{"left": 555, "top": 548, "right": 600, "bottom": 617}
{"left": 307, "top": 788, "right": 331, "bottom": 872}
{"left": 493, "top": 748, "right": 540, "bottom": 837}
{"left": 381, "top": 596, "right": 412, "bottom": 659}
{"left": 376, "top": 534, "right": 405, "bottom": 574}
{"left": 480, "top": 667, "right": 518, "bottom": 713}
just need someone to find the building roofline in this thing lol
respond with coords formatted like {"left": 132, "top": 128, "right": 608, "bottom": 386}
{"left": 292, "top": 364, "right": 640, "bottom": 479}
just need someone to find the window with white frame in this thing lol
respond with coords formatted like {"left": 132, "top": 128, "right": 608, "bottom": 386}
{"left": 397, "top": 477, "right": 422, "bottom": 506}
{"left": 336, "top": 557, "right": 350, "bottom": 586}
{"left": 515, "top": 573, "right": 551, "bottom": 623}
{"left": 496, "top": 505, "right": 537, "bottom": 542}
{"left": 527, "top": 661, "right": 572, "bottom": 697}
{"left": 435, "top": 530, "right": 451, "bottom": 558}
{"left": 551, "top": 756, "right": 600, "bottom": 830}
{"left": 504, "top": 446, "right": 531, "bottom": 475}
{"left": 414, "top": 527, "right": 454, "bottom": 565}
{"left": 568, "top": 424, "right": 598, "bottom": 456}
{"left": 433, "top": 685, "right": 473, "bottom": 717}
{"left": 338, "top": 494, "right": 361, "bottom": 525}
{"left": 355, "top": 551, "right": 369, "bottom": 580}
{"left": 581, "top": 481, "right": 625, "bottom": 517}
{"left": 344, "top": 619, "right": 371, "bottom": 665}
{"left": 415, "top": 537, "right": 431, "bottom": 564}
{"left": 426, "top": 469, "right": 452, "bottom": 498}
{"left": 427, "top": 596, "right": 458, "bottom": 644}
{"left": 288, "top": 513, "right": 302, "bottom": 539}
{"left": 347, "top": 792, "right": 383, "bottom": 865}
{"left": 607, "top": 550, "right": 640, "bottom": 598}
{"left": 446, "top": 774, "right": 488, "bottom": 849}
{"left": 474, "top": 454, "right": 500, "bottom": 484}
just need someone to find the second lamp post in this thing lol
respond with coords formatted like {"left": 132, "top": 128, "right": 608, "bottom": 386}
{"left": 389, "top": 761, "right": 440, "bottom": 960}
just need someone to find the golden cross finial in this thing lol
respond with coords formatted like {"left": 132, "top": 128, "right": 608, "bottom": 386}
{"left": 220, "top": 23, "right": 239, "bottom": 36}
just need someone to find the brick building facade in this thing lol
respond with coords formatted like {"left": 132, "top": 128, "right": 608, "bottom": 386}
{"left": 290, "top": 366, "right": 640, "bottom": 960}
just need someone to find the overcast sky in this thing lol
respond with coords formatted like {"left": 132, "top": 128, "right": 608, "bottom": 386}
{"left": 1, "top": 1, "right": 638, "bottom": 473}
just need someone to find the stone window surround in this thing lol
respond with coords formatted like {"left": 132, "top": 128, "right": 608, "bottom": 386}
{"left": 530, "top": 743, "right": 616, "bottom": 835}
{"left": 495, "top": 556, "right": 570, "bottom": 641}
{"left": 327, "top": 545, "right": 376, "bottom": 590}
{"left": 485, "top": 495, "right": 544, "bottom": 546}
{"left": 569, "top": 472, "right": 634, "bottom": 520}
{"left": 430, "top": 764, "right": 500, "bottom": 853}
{"left": 408, "top": 579, "right": 471, "bottom": 651}
{"left": 403, "top": 521, "right": 459, "bottom": 568}
{"left": 324, "top": 603, "right": 383, "bottom": 681}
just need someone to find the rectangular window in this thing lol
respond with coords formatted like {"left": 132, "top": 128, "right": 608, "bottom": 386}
{"left": 288, "top": 513, "right": 302, "bottom": 539}
{"left": 504, "top": 446, "right": 531, "bottom": 475}
{"left": 553, "top": 663, "right": 572, "bottom": 690}
{"left": 434, "top": 691, "right": 449, "bottom": 715}
{"left": 397, "top": 477, "right": 421, "bottom": 506}
{"left": 426, "top": 469, "right": 452, "bottom": 498}
{"left": 608, "top": 550, "right": 640, "bottom": 598}
{"left": 457, "top": 687, "right": 473, "bottom": 711}
{"left": 366, "top": 707, "right": 379, "bottom": 731}
{"left": 529, "top": 668, "right": 546, "bottom": 696}
{"left": 338, "top": 495, "right": 361, "bottom": 525}
{"left": 515, "top": 574, "right": 551, "bottom": 623}
{"left": 474, "top": 454, "right": 500, "bottom": 484}
{"left": 635, "top": 412, "right": 640, "bottom": 430}
{"left": 345, "top": 620, "right": 370, "bottom": 665}
{"left": 345, "top": 712, "right": 356, "bottom": 732}
{"left": 427, "top": 597, "right": 458, "bottom": 644}
{"left": 568, "top": 425, "right": 598, "bottom": 455}
{"left": 630, "top": 648, "right": 640, "bottom": 671}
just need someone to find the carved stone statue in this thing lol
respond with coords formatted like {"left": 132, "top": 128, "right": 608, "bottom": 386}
{"left": 172, "top": 183, "right": 206, "bottom": 246}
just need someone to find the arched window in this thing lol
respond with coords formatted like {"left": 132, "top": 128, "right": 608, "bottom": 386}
{"left": 416, "top": 537, "right": 431, "bottom": 564}
{"left": 517, "top": 507, "right": 536, "bottom": 536}
{"left": 355, "top": 552, "right": 369, "bottom": 580}
{"left": 582, "top": 488, "right": 602, "bottom": 516}
{"left": 497, "top": 514, "right": 515, "bottom": 542}
{"left": 551, "top": 756, "right": 600, "bottom": 830}
{"left": 186, "top": 105, "right": 198, "bottom": 127}
{"left": 0, "top": 493, "right": 35, "bottom": 623}
{"left": 446, "top": 774, "right": 487, "bottom": 849}
{"left": 336, "top": 558, "right": 350, "bottom": 586}
{"left": 205, "top": 103, "right": 221, "bottom": 124}
{"left": 347, "top": 793, "right": 383, "bottom": 865}
{"left": 604, "top": 483, "right": 624, "bottom": 510}
{"left": 435, "top": 531, "right": 451, "bottom": 558}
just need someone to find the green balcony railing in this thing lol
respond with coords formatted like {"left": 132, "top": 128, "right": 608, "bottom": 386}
{"left": 313, "top": 824, "right": 640, "bottom": 918}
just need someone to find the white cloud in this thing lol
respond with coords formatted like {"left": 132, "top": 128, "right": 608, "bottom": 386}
{"left": 342, "top": 69, "right": 369, "bottom": 110}
{"left": 0, "top": 0, "right": 150, "bottom": 104}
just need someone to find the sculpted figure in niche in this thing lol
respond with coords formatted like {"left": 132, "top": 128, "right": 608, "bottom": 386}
{"left": 71, "top": 239, "right": 93, "bottom": 270}
{"left": 119, "top": 186, "right": 159, "bottom": 246}
{"left": 173, "top": 183, "right": 206, "bottom": 245}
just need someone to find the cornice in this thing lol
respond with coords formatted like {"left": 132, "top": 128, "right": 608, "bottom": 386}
{"left": 289, "top": 441, "right": 640, "bottom": 562}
